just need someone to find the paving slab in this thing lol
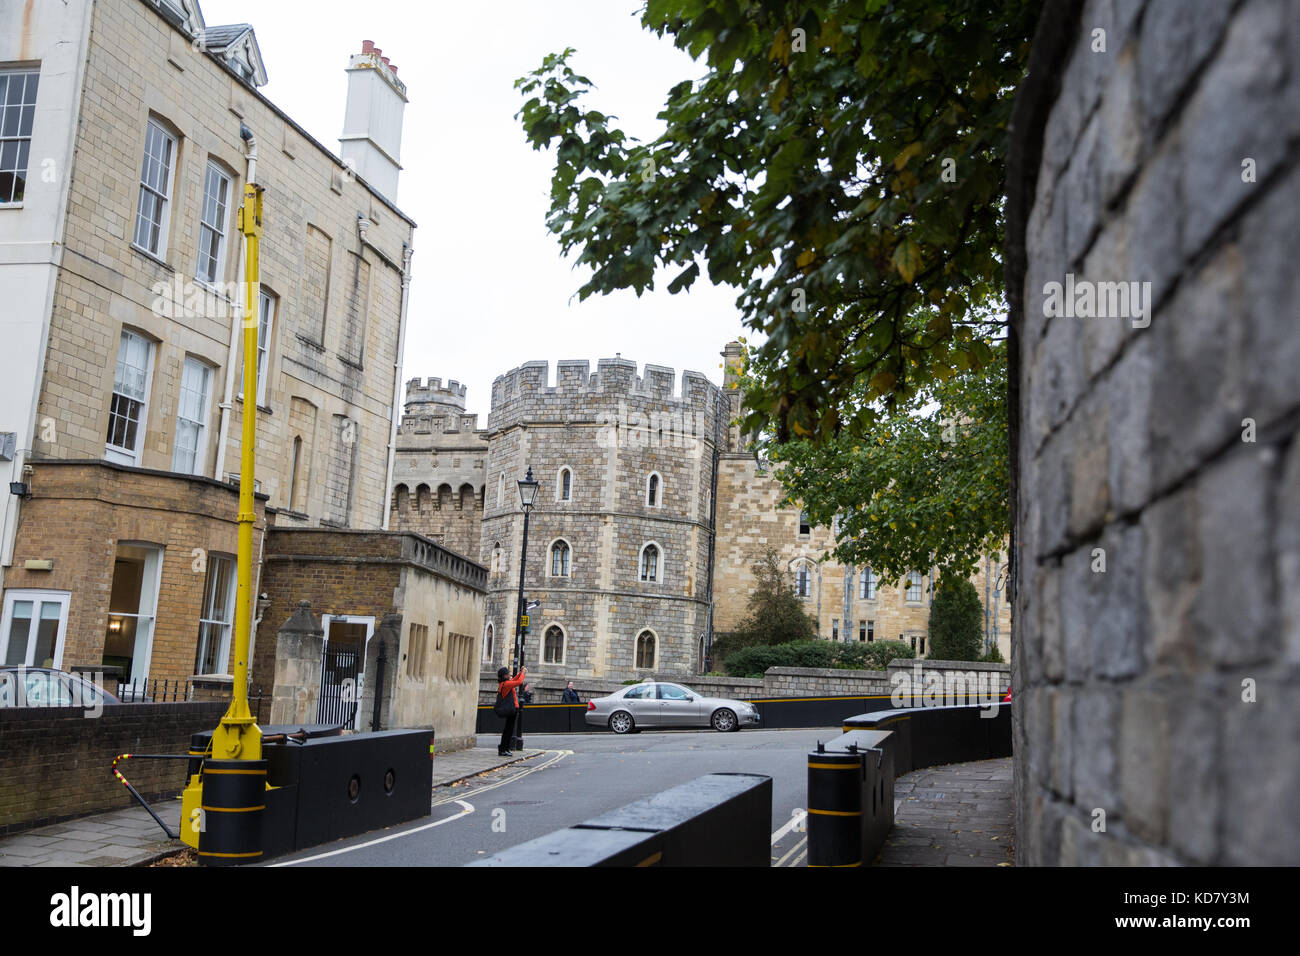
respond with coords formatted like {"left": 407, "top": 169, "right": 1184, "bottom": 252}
{"left": 875, "top": 757, "right": 1015, "bottom": 867}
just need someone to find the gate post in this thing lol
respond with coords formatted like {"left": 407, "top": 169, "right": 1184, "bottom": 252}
{"left": 270, "top": 601, "right": 325, "bottom": 725}
{"left": 365, "top": 612, "right": 402, "bottom": 732}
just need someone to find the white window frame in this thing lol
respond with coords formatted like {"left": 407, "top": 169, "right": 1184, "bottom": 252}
{"left": 832, "top": 618, "right": 839, "bottom": 641}
{"left": 794, "top": 560, "right": 812, "bottom": 599}
{"left": 798, "top": 510, "right": 811, "bottom": 536}
{"left": 548, "top": 538, "right": 571, "bottom": 578}
{"left": 639, "top": 541, "right": 663, "bottom": 584}
{"left": 0, "top": 68, "right": 40, "bottom": 206}
{"left": 196, "top": 160, "right": 232, "bottom": 285}
{"left": 106, "top": 329, "right": 155, "bottom": 466}
{"left": 859, "top": 567, "right": 876, "bottom": 601}
{"left": 635, "top": 629, "right": 657, "bottom": 669}
{"left": 194, "top": 554, "right": 236, "bottom": 675}
{"left": 905, "top": 572, "right": 923, "bottom": 603}
{"left": 239, "top": 290, "right": 275, "bottom": 407}
{"left": 107, "top": 543, "right": 164, "bottom": 686}
{"left": 1, "top": 590, "right": 71, "bottom": 669}
{"left": 172, "top": 355, "right": 212, "bottom": 474}
{"left": 132, "top": 118, "right": 177, "bottom": 259}
{"left": 645, "top": 472, "right": 662, "bottom": 508}
{"left": 541, "top": 623, "right": 566, "bottom": 665}
{"left": 556, "top": 466, "right": 572, "bottom": 502}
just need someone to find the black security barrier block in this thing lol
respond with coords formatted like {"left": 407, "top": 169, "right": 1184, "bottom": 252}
{"left": 284, "top": 729, "right": 433, "bottom": 852}
{"left": 810, "top": 701, "right": 1012, "bottom": 866}
{"left": 468, "top": 772, "right": 772, "bottom": 867}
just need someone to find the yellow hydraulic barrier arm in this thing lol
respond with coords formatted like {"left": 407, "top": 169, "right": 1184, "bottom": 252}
{"left": 212, "top": 180, "right": 265, "bottom": 764}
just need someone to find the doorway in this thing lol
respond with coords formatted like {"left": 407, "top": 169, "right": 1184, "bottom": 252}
{"left": 103, "top": 543, "right": 163, "bottom": 689}
{"left": 319, "top": 615, "right": 373, "bottom": 729}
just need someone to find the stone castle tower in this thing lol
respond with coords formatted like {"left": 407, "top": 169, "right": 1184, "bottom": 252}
{"left": 389, "top": 377, "right": 489, "bottom": 557}
{"left": 478, "top": 358, "right": 728, "bottom": 677}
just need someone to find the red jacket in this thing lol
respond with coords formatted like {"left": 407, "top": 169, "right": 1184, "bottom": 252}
{"left": 498, "top": 669, "right": 527, "bottom": 708}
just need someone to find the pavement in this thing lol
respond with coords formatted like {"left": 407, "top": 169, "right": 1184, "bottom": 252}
{"left": 873, "top": 756, "right": 1015, "bottom": 866}
{"left": 0, "top": 746, "right": 542, "bottom": 867}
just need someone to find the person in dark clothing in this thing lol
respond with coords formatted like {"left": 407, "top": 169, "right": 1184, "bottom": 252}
{"left": 561, "top": 681, "right": 581, "bottom": 704}
{"left": 497, "top": 666, "right": 526, "bottom": 756}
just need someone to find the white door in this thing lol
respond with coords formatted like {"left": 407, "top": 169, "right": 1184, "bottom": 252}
{"left": 1, "top": 591, "right": 71, "bottom": 668}
{"left": 321, "top": 615, "right": 374, "bottom": 729}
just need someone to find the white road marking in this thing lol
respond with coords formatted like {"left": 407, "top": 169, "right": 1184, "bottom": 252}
{"left": 274, "top": 749, "right": 574, "bottom": 865}
{"left": 775, "top": 835, "right": 808, "bottom": 867}
{"left": 270, "top": 799, "right": 475, "bottom": 866}
{"left": 771, "top": 808, "right": 808, "bottom": 845}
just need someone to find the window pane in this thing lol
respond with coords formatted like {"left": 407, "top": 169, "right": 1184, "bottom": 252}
{"left": 4, "top": 601, "right": 33, "bottom": 665}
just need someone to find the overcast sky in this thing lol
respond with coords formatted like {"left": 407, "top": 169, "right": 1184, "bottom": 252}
{"left": 199, "top": 0, "right": 746, "bottom": 420}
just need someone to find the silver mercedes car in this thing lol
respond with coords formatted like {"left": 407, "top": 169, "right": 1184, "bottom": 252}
{"left": 585, "top": 680, "right": 760, "bottom": 733}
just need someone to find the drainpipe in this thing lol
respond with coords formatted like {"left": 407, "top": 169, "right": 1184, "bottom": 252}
{"left": 381, "top": 239, "right": 413, "bottom": 529}
{"left": 214, "top": 124, "right": 258, "bottom": 482}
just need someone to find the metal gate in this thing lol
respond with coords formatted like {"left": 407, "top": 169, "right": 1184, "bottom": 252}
{"left": 318, "top": 645, "right": 360, "bottom": 727}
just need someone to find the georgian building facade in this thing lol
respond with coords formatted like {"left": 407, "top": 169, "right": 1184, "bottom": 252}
{"left": 0, "top": 0, "right": 417, "bottom": 692}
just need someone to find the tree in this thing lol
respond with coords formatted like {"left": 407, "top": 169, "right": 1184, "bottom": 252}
{"left": 720, "top": 548, "right": 817, "bottom": 656}
{"left": 927, "top": 573, "right": 984, "bottom": 661}
{"left": 754, "top": 338, "right": 1008, "bottom": 585}
{"left": 515, "top": 0, "right": 1037, "bottom": 443}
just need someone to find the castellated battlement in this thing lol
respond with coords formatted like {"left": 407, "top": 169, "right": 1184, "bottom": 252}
{"left": 399, "top": 376, "right": 481, "bottom": 436}
{"left": 488, "top": 357, "right": 725, "bottom": 434}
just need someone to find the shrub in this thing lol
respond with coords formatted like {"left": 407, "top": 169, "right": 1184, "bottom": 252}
{"left": 979, "top": 643, "right": 1005, "bottom": 663}
{"left": 834, "top": 639, "right": 915, "bottom": 671}
{"left": 723, "top": 640, "right": 836, "bottom": 678}
{"left": 928, "top": 574, "right": 984, "bottom": 661}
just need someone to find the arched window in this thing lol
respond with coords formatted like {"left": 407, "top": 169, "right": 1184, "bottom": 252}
{"left": 636, "top": 630, "right": 656, "bottom": 669}
{"left": 491, "top": 542, "right": 501, "bottom": 573}
{"left": 639, "top": 543, "right": 660, "bottom": 583}
{"left": 482, "top": 622, "right": 494, "bottom": 662}
{"left": 497, "top": 472, "right": 505, "bottom": 508}
{"left": 646, "top": 472, "right": 661, "bottom": 507}
{"left": 416, "top": 484, "right": 431, "bottom": 514}
{"left": 550, "top": 539, "right": 571, "bottom": 577}
{"left": 393, "top": 483, "right": 409, "bottom": 516}
{"left": 793, "top": 560, "right": 812, "bottom": 598}
{"left": 543, "top": 624, "right": 565, "bottom": 664}
{"left": 859, "top": 567, "right": 876, "bottom": 600}
{"left": 556, "top": 467, "right": 572, "bottom": 502}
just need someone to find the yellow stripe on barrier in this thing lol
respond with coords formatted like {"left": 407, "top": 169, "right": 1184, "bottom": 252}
{"left": 807, "top": 762, "right": 860, "bottom": 770}
{"left": 636, "top": 851, "right": 662, "bottom": 867}
{"left": 807, "top": 860, "right": 864, "bottom": 867}
{"left": 808, "top": 808, "right": 861, "bottom": 816}
{"left": 197, "top": 850, "right": 263, "bottom": 859}
{"left": 204, "top": 768, "right": 265, "bottom": 775}
{"left": 201, "top": 805, "right": 266, "bottom": 813}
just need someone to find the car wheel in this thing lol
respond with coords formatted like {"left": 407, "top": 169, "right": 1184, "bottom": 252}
{"left": 609, "top": 711, "right": 635, "bottom": 734}
{"left": 711, "top": 709, "right": 737, "bottom": 732}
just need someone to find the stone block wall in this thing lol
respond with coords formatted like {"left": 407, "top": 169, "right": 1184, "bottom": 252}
{"left": 1009, "top": 0, "right": 1300, "bottom": 865}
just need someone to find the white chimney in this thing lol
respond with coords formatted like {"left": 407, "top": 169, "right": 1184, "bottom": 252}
{"left": 339, "top": 39, "right": 407, "bottom": 202}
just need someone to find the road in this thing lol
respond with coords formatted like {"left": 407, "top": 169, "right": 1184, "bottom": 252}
{"left": 269, "top": 727, "right": 826, "bottom": 867}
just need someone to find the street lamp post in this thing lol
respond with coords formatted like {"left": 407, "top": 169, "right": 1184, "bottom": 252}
{"left": 512, "top": 466, "right": 539, "bottom": 677}
{"left": 511, "top": 467, "right": 539, "bottom": 751}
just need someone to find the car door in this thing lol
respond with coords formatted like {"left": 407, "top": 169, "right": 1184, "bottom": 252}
{"left": 621, "top": 684, "right": 657, "bottom": 725}
{"left": 656, "top": 683, "right": 699, "bottom": 727}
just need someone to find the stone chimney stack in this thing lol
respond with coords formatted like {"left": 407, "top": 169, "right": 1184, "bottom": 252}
{"left": 339, "top": 39, "right": 408, "bottom": 202}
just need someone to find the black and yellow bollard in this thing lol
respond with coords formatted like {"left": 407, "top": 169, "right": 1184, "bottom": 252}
{"left": 806, "top": 746, "right": 864, "bottom": 867}
{"left": 197, "top": 758, "right": 266, "bottom": 866}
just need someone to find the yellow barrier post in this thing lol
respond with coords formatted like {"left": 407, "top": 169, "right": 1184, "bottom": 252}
{"left": 184, "top": 181, "right": 265, "bottom": 859}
